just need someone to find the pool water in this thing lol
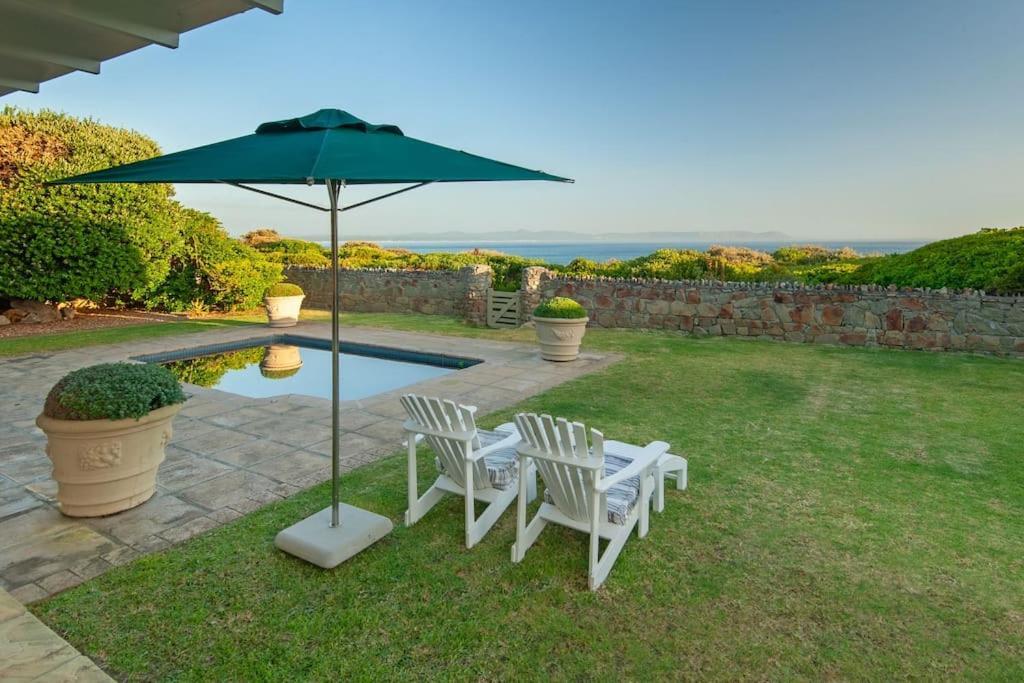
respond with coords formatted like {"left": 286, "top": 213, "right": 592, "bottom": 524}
{"left": 160, "top": 341, "right": 469, "bottom": 401}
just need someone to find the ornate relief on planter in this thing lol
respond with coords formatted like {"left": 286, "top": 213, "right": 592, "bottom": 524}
{"left": 79, "top": 441, "right": 122, "bottom": 470}
{"left": 37, "top": 404, "right": 182, "bottom": 517}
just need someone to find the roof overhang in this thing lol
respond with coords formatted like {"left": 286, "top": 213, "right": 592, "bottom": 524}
{"left": 0, "top": 0, "right": 283, "bottom": 97}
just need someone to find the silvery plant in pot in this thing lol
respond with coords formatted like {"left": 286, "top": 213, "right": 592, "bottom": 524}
{"left": 36, "top": 363, "right": 187, "bottom": 517}
{"left": 264, "top": 282, "right": 305, "bottom": 328}
{"left": 532, "top": 297, "right": 590, "bottom": 361}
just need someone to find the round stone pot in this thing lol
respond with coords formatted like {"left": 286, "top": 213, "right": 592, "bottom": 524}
{"left": 260, "top": 344, "right": 303, "bottom": 377}
{"left": 264, "top": 294, "right": 305, "bottom": 328}
{"left": 36, "top": 403, "right": 182, "bottom": 517}
{"left": 533, "top": 316, "right": 589, "bottom": 361}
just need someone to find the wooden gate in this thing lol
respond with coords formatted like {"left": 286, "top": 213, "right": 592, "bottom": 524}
{"left": 486, "top": 289, "right": 520, "bottom": 328}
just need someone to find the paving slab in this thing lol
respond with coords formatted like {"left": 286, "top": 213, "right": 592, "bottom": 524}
{"left": 0, "top": 321, "right": 619, "bottom": 602}
{"left": 0, "top": 588, "right": 112, "bottom": 681}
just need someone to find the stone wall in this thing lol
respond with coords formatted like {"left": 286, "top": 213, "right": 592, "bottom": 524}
{"left": 284, "top": 265, "right": 491, "bottom": 325}
{"left": 532, "top": 270, "right": 1024, "bottom": 357}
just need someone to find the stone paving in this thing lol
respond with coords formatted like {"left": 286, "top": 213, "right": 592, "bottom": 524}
{"left": 0, "top": 587, "right": 112, "bottom": 681}
{"left": 0, "top": 322, "right": 617, "bottom": 605}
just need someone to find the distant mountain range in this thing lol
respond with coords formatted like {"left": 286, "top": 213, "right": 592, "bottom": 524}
{"left": 295, "top": 229, "right": 793, "bottom": 243}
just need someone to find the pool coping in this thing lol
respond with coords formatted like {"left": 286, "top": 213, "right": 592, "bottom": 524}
{"left": 133, "top": 333, "right": 484, "bottom": 371}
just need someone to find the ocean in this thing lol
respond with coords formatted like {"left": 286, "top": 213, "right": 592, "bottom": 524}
{"left": 341, "top": 240, "right": 925, "bottom": 265}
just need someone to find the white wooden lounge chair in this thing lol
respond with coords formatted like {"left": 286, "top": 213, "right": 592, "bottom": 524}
{"left": 401, "top": 394, "right": 536, "bottom": 549}
{"left": 511, "top": 412, "right": 668, "bottom": 590}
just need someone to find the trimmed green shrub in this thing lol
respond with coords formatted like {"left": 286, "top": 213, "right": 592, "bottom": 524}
{"left": 43, "top": 363, "right": 186, "bottom": 421}
{"left": 0, "top": 107, "right": 180, "bottom": 302}
{"left": 534, "top": 297, "right": 587, "bottom": 319}
{"left": 147, "top": 208, "right": 282, "bottom": 311}
{"left": 266, "top": 282, "right": 304, "bottom": 297}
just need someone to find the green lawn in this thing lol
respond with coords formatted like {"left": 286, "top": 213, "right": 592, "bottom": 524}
{"left": 0, "top": 318, "right": 254, "bottom": 357}
{"left": 30, "top": 317, "right": 1024, "bottom": 680}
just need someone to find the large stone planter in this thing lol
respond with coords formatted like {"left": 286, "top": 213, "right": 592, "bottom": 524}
{"left": 264, "top": 294, "right": 305, "bottom": 328}
{"left": 36, "top": 403, "right": 182, "bottom": 517}
{"left": 534, "top": 316, "right": 589, "bottom": 361}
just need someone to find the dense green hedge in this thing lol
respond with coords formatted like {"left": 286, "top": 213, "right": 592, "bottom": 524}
{"left": 0, "top": 107, "right": 178, "bottom": 301}
{"left": 835, "top": 228, "right": 1024, "bottom": 293}
{"left": 1, "top": 108, "right": 282, "bottom": 310}
{"left": 149, "top": 208, "right": 280, "bottom": 311}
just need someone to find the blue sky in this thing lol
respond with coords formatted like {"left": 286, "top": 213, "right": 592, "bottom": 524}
{"left": 6, "top": 0, "right": 1024, "bottom": 241}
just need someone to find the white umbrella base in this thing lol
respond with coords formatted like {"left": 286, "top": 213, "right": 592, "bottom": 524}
{"left": 275, "top": 503, "right": 393, "bottom": 568}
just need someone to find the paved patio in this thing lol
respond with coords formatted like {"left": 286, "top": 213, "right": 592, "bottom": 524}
{"left": 0, "top": 322, "right": 617, "bottom": 604}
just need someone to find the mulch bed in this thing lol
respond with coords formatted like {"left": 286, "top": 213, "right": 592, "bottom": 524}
{"left": 0, "top": 309, "right": 183, "bottom": 340}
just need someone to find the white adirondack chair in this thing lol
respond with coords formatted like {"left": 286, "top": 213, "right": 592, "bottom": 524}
{"left": 401, "top": 394, "right": 536, "bottom": 549}
{"left": 511, "top": 412, "right": 668, "bottom": 590}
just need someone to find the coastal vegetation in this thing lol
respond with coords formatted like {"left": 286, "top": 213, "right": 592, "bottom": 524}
{"left": 250, "top": 227, "right": 1024, "bottom": 294}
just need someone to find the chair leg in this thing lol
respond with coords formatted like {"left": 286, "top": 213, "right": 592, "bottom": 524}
{"left": 526, "top": 463, "right": 538, "bottom": 503}
{"left": 405, "top": 485, "right": 446, "bottom": 526}
{"left": 511, "top": 509, "right": 546, "bottom": 563}
{"left": 589, "top": 523, "right": 633, "bottom": 590}
{"left": 676, "top": 459, "right": 687, "bottom": 490}
{"left": 638, "top": 474, "right": 651, "bottom": 539}
{"left": 655, "top": 468, "right": 666, "bottom": 513}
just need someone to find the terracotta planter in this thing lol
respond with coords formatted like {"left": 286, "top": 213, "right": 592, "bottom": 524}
{"left": 264, "top": 294, "right": 305, "bottom": 328}
{"left": 260, "top": 344, "right": 303, "bottom": 378}
{"left": 534, "top": 316, "right": 589, "bottom": 361}
{"left": 36, "top": 403, "right": 182, "bottom": 517}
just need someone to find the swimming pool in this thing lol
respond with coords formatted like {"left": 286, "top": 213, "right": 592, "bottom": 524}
{"left": 135, "top": 335, "right": 480, "bottom": 402}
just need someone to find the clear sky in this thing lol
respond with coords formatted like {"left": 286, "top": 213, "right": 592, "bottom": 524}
{"left": 6, "top": 0, "right": 1024, "bottom": 241}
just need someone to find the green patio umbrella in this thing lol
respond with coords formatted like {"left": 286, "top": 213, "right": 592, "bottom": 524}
{"left": 52, "top": 108, "right": 571, "bottom": 567}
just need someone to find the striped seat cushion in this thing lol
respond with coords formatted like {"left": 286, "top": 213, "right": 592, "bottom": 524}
{"left": 543, "top": 453, "right": 640, "bottom": 525}
{"left": 434, "top": 426, "right": 520, "bottom": 490}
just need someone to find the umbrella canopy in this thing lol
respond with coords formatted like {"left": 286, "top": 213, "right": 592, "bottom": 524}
{"left": 52, "top": 108, "right": 570, "bottom": 186}
{"left": 52, "top": 108, "right": 570, "bottom": 569}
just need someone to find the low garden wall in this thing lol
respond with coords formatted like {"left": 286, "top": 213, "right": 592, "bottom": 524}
{"left": 529, "top": 267, "right": 1024, "bottom": 357}
{"left": 283, "top": 264, "right": 1024, "bottom": 357}
{"left": 285, "top": 265, "right": 491, "bottom": 325}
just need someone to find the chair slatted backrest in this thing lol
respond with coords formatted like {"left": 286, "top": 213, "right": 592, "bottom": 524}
{"left": 515, "top": 413, "right": 605, "bottom": 523}
{"left": 401, "top": 394, "right": 491, "bottom": 490}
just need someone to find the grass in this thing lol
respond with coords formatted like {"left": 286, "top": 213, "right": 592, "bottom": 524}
{"left": 0, "top": 318, "right": 254, "bottom": 357}
{"left": 27, "top": 316, "right": 1024, "bottom": 679}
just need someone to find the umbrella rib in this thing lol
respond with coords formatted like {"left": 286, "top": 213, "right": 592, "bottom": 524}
{"left": 340, "top": 181, "right": 433, "bottom": 212}
{"left": 219, "top": 181, "right": 330, "bottom": 211}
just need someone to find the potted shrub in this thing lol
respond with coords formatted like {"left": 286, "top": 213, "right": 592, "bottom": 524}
{"left": 36, "top": 363, "right": 187, "bottom": 517}
{"left": 532, "top": 297, "right": 590, "bottom": 361}
{"left": 264, "top": 282, "right": 305, "bottom": 328}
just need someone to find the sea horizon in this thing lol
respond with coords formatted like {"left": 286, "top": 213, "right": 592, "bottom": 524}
{"left": 318, "top": 239, "right": 926, "bottom": 265}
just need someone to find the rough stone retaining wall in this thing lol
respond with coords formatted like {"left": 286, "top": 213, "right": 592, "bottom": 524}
{"left": 283, "top": 264, "right": 1024, "bottom": 357}
{"left": 285, "top": 265, "right": 491, "bottom": 325}
{"left": 529, "top": 267, "right": 1024, "bottom": 357}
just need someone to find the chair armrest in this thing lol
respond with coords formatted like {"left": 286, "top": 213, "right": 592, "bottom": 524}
{"left": 469, "top": 430, "right": 522, "bottom": 462}
{"left": 595, "top": 441, "right": 669, "bottom": 492}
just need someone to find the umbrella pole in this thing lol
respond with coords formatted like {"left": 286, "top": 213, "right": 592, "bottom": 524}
{"left": 274, "top": 175, "right": 393, "bottom": 567}
{"left": 327, "top": 178, "right": 343, "bottom": 527}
